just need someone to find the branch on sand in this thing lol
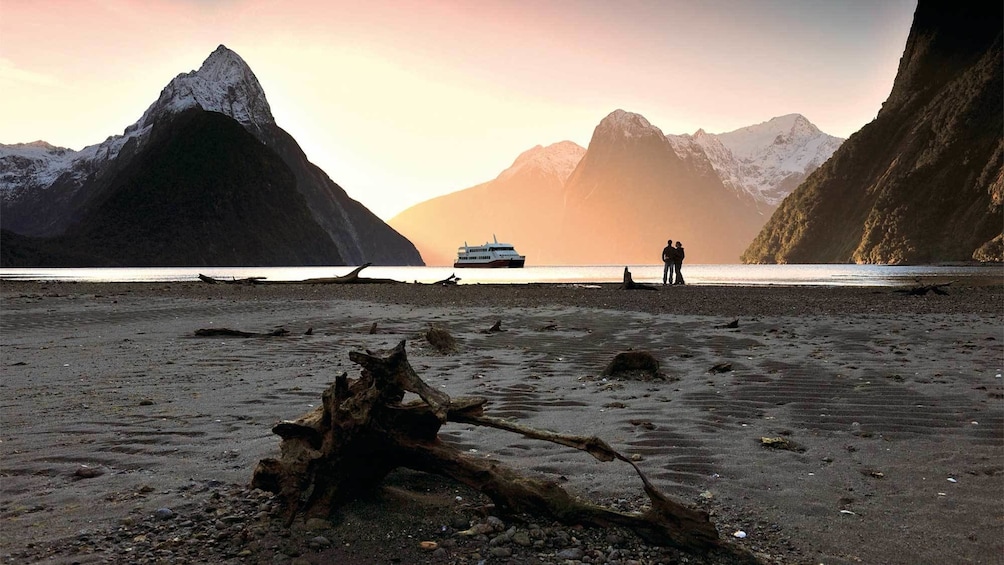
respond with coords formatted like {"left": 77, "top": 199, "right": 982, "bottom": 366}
{"left": 198, "top": 264, "right": 403, "bottom": 285}
{"left": 251, "top": 340, "right": 756, "bottom": 561}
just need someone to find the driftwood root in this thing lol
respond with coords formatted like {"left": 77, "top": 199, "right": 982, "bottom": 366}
{"left": 251, "top": 340, "right": 745, "bottom": 557}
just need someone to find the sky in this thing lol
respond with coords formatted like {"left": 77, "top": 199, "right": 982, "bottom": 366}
{"left": 1, "top": 0, "right": 917, "bottom": 220}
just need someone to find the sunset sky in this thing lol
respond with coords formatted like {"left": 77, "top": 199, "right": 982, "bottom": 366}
{"left": 1, "top": 0, "right": 917, "bottom": 219}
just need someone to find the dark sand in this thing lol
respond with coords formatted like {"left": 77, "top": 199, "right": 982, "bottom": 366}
{"left": 1, "top": 280, "right": 1001, "bottom": 564}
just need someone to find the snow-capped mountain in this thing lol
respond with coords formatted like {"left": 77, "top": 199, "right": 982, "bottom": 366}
{"left": 1, "top": 46, "right": 274, "bottom": 218}
{"left": 1, "top": 45, "right": 423, "bottom": 266}
{"left": 137, "top": 45, "right": 274, "bottom": 132}
{"left": 667, "top": 114, "right": 844, "bottom": 207}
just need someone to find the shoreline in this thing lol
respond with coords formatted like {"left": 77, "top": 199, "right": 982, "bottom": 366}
{"left": 1, "top": 280, "right": 1001, "bottom": 564}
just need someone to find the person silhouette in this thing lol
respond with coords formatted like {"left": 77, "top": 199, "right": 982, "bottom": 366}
{"left": 673, "top": 241, "right": 685, "bottom": 285}
{"left": 661, "top": 240, "right": 675, "bottom": 285}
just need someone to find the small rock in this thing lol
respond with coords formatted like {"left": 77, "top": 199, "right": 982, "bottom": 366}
{"left": 558, "top": 547, "right": 585, "bottom": 560}
{"left": 153, "top": 508, "right": 174, "bottom": 520}
{"left": 512, "top": 531, "right": 532, "bottom": 546}
{"left": 139, "top": 399, "right": 155, "bottom": 406}
{"left": 308, "top": 535, "right": 331, "bottom": 549}
{"left": 74, "top": 465, "right": 104, "bottom": 479}
{"left": 304, "top": 518, "right": 330, "bottom": 531}
{"left": 489, "top": 547, "right": 512, "bottom": 557}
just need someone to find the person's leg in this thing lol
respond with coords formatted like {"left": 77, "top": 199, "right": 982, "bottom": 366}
{"left": 663, "top": 262, "right": 669, "bottom": 285}
{"left": 675, "top": 263, "right": 684, "bottom": 284}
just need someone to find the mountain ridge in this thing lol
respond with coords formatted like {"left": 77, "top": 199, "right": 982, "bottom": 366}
{"left": 391, "top": 110, "right": 842, "bottom": 265}
{"left": 1, "top": 45, "right": 423, "bottom": 266}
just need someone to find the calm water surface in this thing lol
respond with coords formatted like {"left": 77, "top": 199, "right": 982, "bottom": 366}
{"left": 1, "top": 264, "right": 999, "bottom": 287}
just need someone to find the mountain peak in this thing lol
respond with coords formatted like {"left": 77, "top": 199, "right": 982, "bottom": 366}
{"left": 136, "top": 45, "right": 274, "bottom": 131}
{"left": 595, "top": 109, "right": 665, "bottom": 139}
{"left": 716, "top": 114, "right": 833, "bottom": 160}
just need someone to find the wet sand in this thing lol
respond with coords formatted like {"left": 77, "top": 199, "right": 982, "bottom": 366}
{"left": 1, "top": 280, "right": 1001, "bottom": 564}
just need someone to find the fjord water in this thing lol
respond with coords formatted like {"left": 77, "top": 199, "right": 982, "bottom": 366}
{"left": 1, "top": 264, "right": 998, "bottom": 287}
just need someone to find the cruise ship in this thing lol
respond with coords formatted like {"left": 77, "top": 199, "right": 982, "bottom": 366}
{"left": 454, "top": 236, "right": 526, "bottom": 268}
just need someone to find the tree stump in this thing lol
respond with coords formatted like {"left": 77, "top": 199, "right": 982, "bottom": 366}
{"left": 251, "top": 341, "right": 749, "bottom": 557}
{"left": 620, "top": 267, "right": 658, "bottom": 290}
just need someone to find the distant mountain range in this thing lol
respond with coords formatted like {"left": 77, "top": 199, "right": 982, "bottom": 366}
{"left": 8, "top": 2, "right": 990, "bottom": 269}
{"left": 0, "top": 45, "right": 423, "bottom": 267}
{"left": 743, "top": 1, "right": 1003, "bottom": 264}
{"left": 391, "top": 111, "right": 843, "bottom": 265}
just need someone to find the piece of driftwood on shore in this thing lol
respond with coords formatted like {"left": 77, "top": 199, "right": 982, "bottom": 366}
{"left": 194, "top": 328, "right": 289, "bottom": 338}
{"left": 620, "top": 267, "right": 658, "bottom": 291}
{"left": 197, "top": 274, "right": 268, "bottom": 285}
{"left": 251, "top": 341, "right": 755, "bottom": 560}
{"left": 199, "top": 264, "right": 403, "bottom": 286}
{"left": 894, "top": 280, "right": 955, "bottom": 295}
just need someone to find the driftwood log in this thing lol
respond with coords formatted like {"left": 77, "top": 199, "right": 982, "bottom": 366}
{"left": 620, "top": 267, "right": 658, "bottom": 290}
{"left": 251, "top": 341, "right": 751, "bottom": 557}
{"left": 198, "top": 264, "right": 402, "bottom": 285}
{"left": 198, "top": 274, "right": 267, "bottom": 285}
{"left": 894, "top": 280, "right": 955, "bottom": 295}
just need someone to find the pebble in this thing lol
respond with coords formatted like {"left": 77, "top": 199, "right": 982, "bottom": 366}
{"left": 74, "top": 465, "right": 104, "bottom": 479}
{"left": 153, "top": 508, "right": 174, "bottom": 520}
{"left": 308, "top": 535, "right": 331, "bottom": 549}
{"left": 558, "top": 547, "right": 585, "bottom": 560}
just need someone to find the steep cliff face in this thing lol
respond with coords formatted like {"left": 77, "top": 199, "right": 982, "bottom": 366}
{"left": 743, "top": 1, "right": 1003, "bottom": 264}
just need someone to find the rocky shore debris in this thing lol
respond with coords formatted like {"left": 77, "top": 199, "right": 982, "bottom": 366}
{"left": 602, "top": 350, "right": 663, "bottom": 381}
{"left": 424, "top": 325, "right": 458, "bottom": 353}
{"left": 480, "top": 319, "right": 505, "bottom": 333}
{"left": 759, "top": 436, "right": 805, "bottom": 453}
{"left": 709, "top": 362, "right": 733, "bottom": 374}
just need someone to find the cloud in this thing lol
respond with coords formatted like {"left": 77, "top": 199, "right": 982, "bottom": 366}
{"left": 0, "top": 58, "right": 62, "bottom": 87}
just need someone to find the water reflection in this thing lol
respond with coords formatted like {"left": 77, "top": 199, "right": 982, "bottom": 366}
{"left": 1, "top": 264, "right": 999, "bottom": 287}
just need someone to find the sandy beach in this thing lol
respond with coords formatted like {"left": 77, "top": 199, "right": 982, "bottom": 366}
{"left": 1, "top": 280, "right": 1001, "bottom": 564}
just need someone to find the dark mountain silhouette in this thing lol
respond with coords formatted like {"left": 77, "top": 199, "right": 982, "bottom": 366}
{"left": 743, "top": 1, "right": 1003, "bottom": 264}
{"left": 49, "top": 110, "right": 344, "bottom": 266}
{"left": 0, "top": 45, "right": 422, "bottom": 267}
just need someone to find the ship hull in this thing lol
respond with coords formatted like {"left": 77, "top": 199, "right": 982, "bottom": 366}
{"left": 453, "top": 258, "right": 525, "bottom": 268}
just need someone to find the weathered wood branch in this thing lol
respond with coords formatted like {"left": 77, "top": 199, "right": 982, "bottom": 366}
{"left": 894, "top": 280, "right": 956, "bottom": 295}
{"left": 198, "top": 274, "right": 267, "bottom": 285}
{"left": 198, "top": 264, "right": 403, "bottom": 285}
{"left": 194, "top": 327, "right": 289, "bottom": 338}
{"left": 252, "top": 340, "right": 749, "bottom": 558}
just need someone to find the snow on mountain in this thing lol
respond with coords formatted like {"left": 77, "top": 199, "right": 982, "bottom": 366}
{"left": 136, "top": 45, "right": 274, "bottom": 132}
{"left": 595, "top": 109, "right": 666, "bottom": 140}
{"left": 0, "top": 45, "right": 272, "bottom": 199}
{"left": 496, "top": 141, "right": 585, "bottom": 183}
{"left": 0, "top": 142, "right": 76, "bottom": 199}
{"left": 667, "top": 114, "right": 844, "bottom": 207}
